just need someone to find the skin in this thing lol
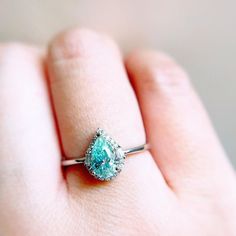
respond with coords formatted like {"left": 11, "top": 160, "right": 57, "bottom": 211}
{"left": 0, "top": 28, "right": 235, "bottom": 236}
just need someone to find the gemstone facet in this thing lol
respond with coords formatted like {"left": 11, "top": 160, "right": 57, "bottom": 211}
{"left": 84, "top": 129, "right": 125, "bottom": 181}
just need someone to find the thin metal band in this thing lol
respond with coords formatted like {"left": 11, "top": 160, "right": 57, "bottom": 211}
{"left": 62, "top": 143, "right": 150, "bottom": 167}
{"left": 124, "top": 143, "right": 150, "bottom": 155}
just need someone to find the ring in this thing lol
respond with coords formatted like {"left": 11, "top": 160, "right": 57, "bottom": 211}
{"left": 62, "top": 128, "right": 150, "bottom": 181}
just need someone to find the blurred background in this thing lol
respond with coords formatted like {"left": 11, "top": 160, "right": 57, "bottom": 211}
{"left": 0, "top": 0, "right": 235, "bottom": 166}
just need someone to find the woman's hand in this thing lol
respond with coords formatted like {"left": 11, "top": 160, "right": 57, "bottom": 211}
{"left": 0, "top": 28, "right": 236, "bottom": 236}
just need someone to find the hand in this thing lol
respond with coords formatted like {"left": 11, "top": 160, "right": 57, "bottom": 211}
{"left": 0, "top": 28, "right": 236, "bottom": 236}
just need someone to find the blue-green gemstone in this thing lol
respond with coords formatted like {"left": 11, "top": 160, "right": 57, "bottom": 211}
{"left": 85, "top": 132, "right": 125, "bottom": 181}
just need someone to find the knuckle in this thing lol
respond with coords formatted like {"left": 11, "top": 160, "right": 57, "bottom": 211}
{"left": 148, "top": 61, "right": 190, "bottom": 91}
{"left": 129, "top": 50, "right": 191, "bottom": 92}
{"left": 49, "top": 28, "right": 119, "bottom": 61}
{"left": 0, "top": 42, "right": 40, "bottom": 63}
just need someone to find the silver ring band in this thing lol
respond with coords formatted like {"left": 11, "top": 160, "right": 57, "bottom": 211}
{"left": 61, "top": 128, "right": 150, "bottom": 181}
{"left": 62, "top": 143, "right": 150, "bottom": 166}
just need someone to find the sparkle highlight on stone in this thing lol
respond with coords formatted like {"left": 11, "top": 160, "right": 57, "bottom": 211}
{"left": 84, "top": 129, "right": 125, "bottom": 181}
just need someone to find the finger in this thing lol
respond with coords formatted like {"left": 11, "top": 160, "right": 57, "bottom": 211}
{"left": 0, "top": 44, "right": 61, "bottom": 201}
{"left": 47, "top": 29, "right": 168, "bottom": 191}
{"left": 126, "top": 50, "right": 235, "bottom": 192}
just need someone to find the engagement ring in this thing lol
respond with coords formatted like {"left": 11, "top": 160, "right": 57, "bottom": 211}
{"left": 62, "top": 128, "right": 149, "bottom": 181}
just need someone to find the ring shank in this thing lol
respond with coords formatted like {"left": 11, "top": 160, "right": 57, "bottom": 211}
{"left": 62, "top": 143, "right": 150, "bottom": 167}
{"left": 124, "top": 143, "right": 150, "bottom": 155}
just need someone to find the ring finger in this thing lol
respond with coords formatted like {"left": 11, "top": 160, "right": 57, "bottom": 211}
{"left": 47, "top": 29, "right": 167, "bottom": 190}
{"left": 47, "top": 29, "right": 175, "bottom": 233}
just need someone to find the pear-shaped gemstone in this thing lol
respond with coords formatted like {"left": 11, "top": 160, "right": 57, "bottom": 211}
{"left": 85, "top": 130, "right": 125, "bottom": 180}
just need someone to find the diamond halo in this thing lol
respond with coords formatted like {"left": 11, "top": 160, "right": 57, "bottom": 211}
{"left": 84, "top": 128, "right": 125, "bottom": 181}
